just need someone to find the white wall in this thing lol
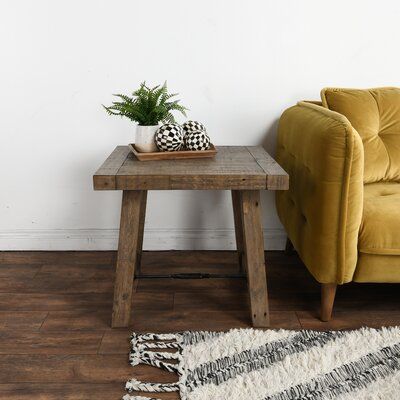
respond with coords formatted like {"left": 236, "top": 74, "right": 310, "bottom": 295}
{"left": 1, "top": 0, "right": 399, "bottom": 250}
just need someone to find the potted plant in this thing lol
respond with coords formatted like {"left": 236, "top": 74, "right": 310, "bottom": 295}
{"left": 103, "top": 82, "right": 188, "bottom": 152}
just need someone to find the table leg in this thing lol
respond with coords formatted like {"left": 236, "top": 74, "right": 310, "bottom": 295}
{"left": 231, "top": 190, "right": 245, "bottom": 274}
{"left": 135, "top": 190, "right": 148, "bottom": 277}
{"left": 112, "top": 190, "right": 143, "bottom": 328}
{"left": 240, "top": 190, "right": 270, "bottom": 327}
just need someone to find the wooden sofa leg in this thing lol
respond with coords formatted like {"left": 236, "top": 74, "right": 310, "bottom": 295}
{"left": 320, "top": 283, "right": 337, "bottom": 322}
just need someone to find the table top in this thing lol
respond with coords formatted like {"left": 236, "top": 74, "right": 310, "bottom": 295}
{"left": 93, "top": 145, "right": 288, "bottom": 191}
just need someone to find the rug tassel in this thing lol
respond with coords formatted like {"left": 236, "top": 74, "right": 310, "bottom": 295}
{"left": 122, "top": 395, "right": 161, "bottom": 400}
{"left": 129, "top": 347, "right": 181, "bottom": 372}
{"left": 131, "top": 332, "right": 180, "bottom": 344}
{"left": 130, "top": 354, "right": 179, "bottom": 373}
{"left": 126, "top": 333, "right": 183, "bottom": 399}
{"left": 133, "top": 340, "right": 181, "bottom": 350}
{"left": 126, "top": 378, "right": 179, "bottom": 393}
{"left": 131, "top": 348, "right": 180, "bottom": 363}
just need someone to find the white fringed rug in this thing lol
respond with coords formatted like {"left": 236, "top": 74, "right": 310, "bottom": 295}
{"left": 123, "top": 327, "right": 400, "bottom": 400}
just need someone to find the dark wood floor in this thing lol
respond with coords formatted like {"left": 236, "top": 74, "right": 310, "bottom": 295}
{"left": 0, "top": 250, "right": 399, "bottom": 399}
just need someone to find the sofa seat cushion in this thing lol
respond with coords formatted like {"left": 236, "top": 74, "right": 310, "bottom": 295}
{"left": 359, "top": 182, "right": 400, "bottom": 255}
{"left": 321, "top": 87, "right": 400, "bottom": 183}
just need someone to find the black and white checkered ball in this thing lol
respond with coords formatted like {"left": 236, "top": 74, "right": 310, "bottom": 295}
{"left": 184, "top": 130, "right": 211, "bottom": 151}
{"left": 182, "top": 120, "right": 206, "bottom": 135}
{"left": 155, "top": 124, "right": 184, "bottom": 151}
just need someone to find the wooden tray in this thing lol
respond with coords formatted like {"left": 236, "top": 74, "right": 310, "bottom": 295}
{"left": 129, "top": 143, "right": 217, "bottom": 161}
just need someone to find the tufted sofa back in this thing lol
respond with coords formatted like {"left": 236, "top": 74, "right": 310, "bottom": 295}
{"left": 321, "top": 87, "right": 400, "bottom": 183}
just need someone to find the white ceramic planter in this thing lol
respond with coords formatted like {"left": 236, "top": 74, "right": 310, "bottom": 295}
{"left": 135, "top": 125, "right": 159, "bottom": 152}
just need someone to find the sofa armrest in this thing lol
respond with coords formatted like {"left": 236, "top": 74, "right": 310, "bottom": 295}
{"left": 276, "top": 101, "right": 364, "bottom": 284}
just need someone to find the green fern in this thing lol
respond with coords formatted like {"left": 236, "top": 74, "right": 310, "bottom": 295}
{"left": 103, "top": 82, "right": 188, "bottom": 126}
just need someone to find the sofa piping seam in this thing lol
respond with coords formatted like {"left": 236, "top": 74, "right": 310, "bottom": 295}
{"left": 336, "top": 124, "right": 354, "bottom": 284}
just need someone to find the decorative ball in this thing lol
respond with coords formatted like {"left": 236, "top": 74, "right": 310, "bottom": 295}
{"left": 155, "top": 124, "right": 184, "bottom": 151}
{"left": 184, "top": 130, "right": 211, "bottom": 151}
{"left": 182, "top": 120, "right": 206, "bottom": 135}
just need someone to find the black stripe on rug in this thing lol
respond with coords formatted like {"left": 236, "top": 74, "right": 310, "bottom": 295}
{"left": 185, "top": 330, "right": 343, "bottom": 391}
{"left": 182, "top": 330, "right": 222, "bottom": 346}
{"left": 266, "top": 343, "right": 400, "bottom": 400}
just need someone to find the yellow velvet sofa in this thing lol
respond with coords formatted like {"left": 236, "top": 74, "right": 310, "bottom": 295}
{"left": 276, "top": 87, "right": 400, "bottom": 321}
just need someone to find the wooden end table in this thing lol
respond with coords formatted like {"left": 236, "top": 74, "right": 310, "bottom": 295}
{"left": 93, "top": 146, "right": 289, "bottom": 328}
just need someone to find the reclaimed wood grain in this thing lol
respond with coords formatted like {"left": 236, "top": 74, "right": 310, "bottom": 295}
{"left": 231, "top": 190, "right": 245, "bottom": 274}
{"left": 93, "top": 146, "right": 289, "bottom": 329}
{"left": 93, "top": 146, "right": 289, "bottom": 190}
{"left": 112, "top": 190, "right": 143, "bottom": 327}
{"left": 246, "top": 146, "right": 289, "bottom": 190}
{"left": 135, "top": 190, "right": 147, "bottom": 276}
{"left": 240, "top": 190, "right": 270, "bottom": 327}
{"left": 93, "top": 146, "right": 130, "bottom": 190}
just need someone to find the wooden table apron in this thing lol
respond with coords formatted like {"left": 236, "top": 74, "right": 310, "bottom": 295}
{"left": 93, "top": 146, "right": 289, "bottom": 328}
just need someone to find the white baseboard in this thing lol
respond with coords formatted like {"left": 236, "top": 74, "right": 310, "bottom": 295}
{"left": 0, "top": 228, "right": 286, "bottom": 251}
